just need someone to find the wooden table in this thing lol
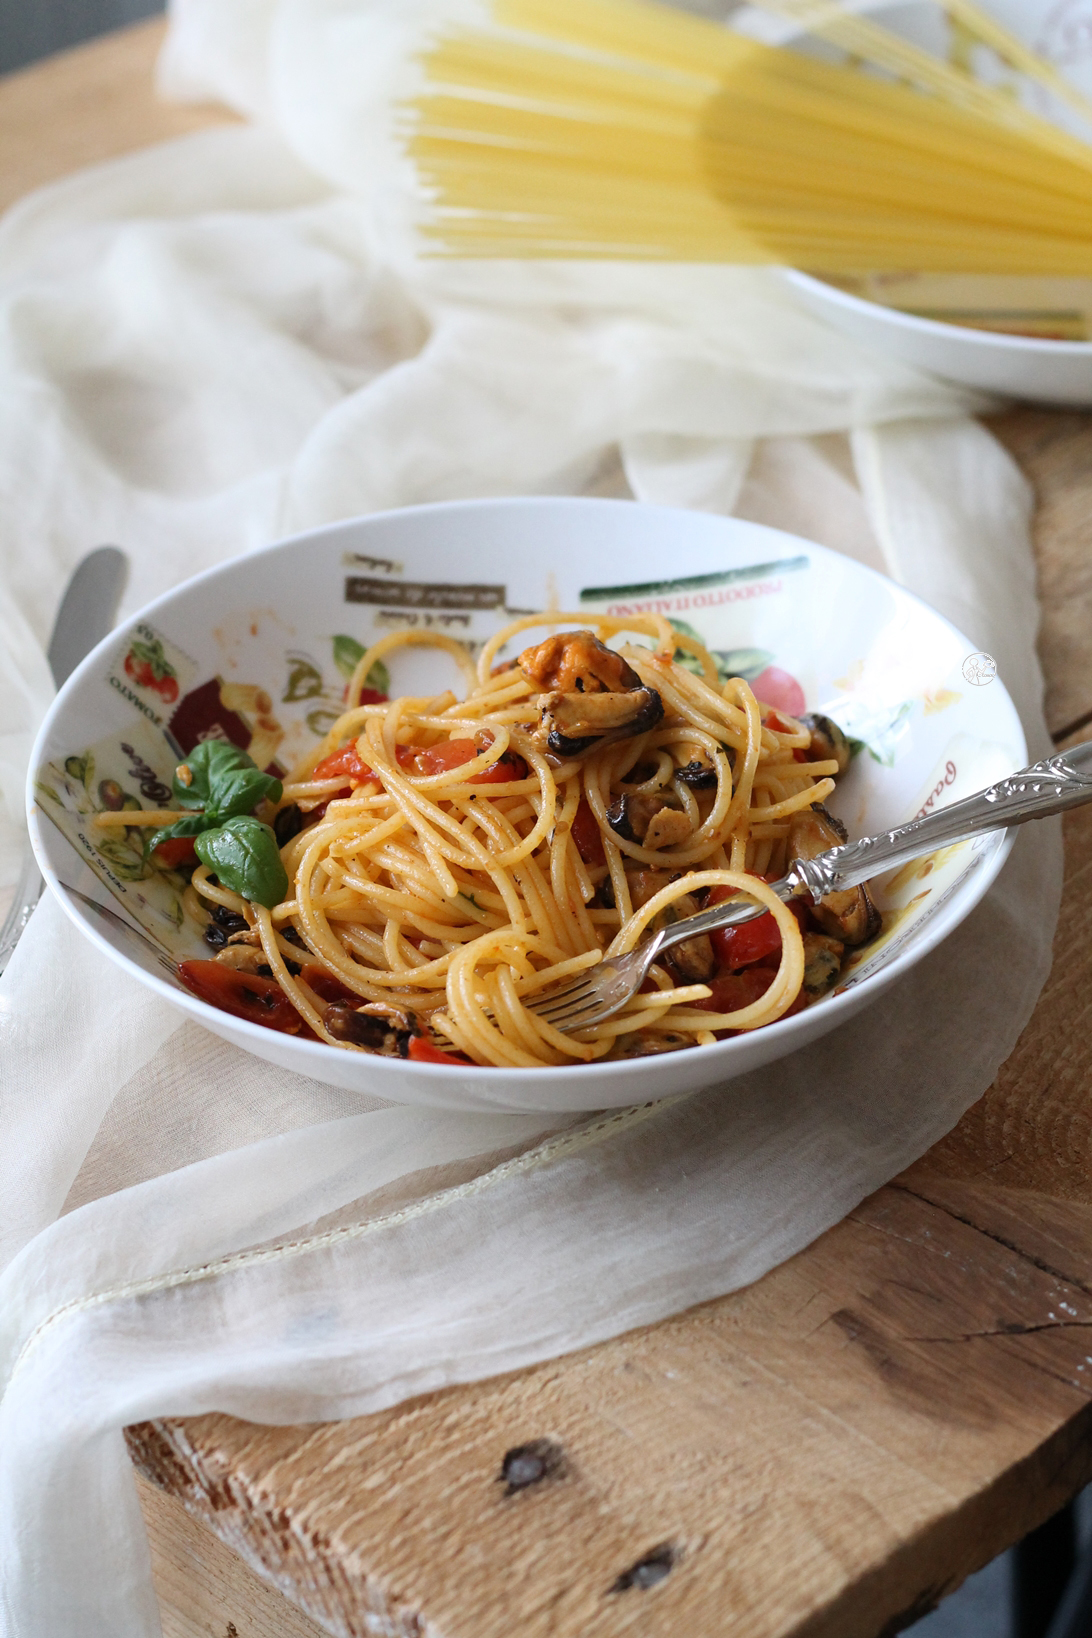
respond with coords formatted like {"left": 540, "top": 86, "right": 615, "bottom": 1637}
{"left": 7, "top": 24, "right": 1092, "bottom": 1638}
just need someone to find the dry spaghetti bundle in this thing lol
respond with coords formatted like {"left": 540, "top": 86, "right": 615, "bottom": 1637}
{"left": 184, "top": 614, "right": 853, "bottom": 1069}
{"left": 405, "top": 0, "right": 1092, "bottom": 275}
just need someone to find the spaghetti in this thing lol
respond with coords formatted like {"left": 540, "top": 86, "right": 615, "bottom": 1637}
{"left": 405, "top": 0, "right": 1092, "bottom": 278}
{"left": 178, "top": 613, "right": 877, "bottom": 1067}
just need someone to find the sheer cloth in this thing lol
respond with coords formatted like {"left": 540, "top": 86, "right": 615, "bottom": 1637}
{"left": 0, "top": 4, "right": 1061, "bottom": 1632}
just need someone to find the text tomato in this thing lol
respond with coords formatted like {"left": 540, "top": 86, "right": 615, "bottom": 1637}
{"left": 124, "top": 653, "right": 155, "bottom": 689}
{"left": 177, "top": 959, "right": 303, "bottom": 1033}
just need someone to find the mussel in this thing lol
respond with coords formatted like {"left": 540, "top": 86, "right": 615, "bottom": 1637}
{"left": 787, "top": 803, "right": 880, "bottom": 946}
{"left": 519, "top": 629, "right": 642, "bottom": 695}
{"left": 799, "top": 713, "right": 852, "bottom": 776}
{"left": 607, "top": 790, "right": 689, "bottom": 848}
{"left": 538, "top": 685, "right": 664, "bottom": 758}
{"left": 323, "top": 1001, "right": 415, "bottom": 1056}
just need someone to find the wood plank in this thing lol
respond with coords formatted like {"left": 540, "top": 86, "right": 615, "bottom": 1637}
{"left": 0, "top": 18, "right": 232, "bottom": 217}
{"left": 138, "top": 1473, "right": 328, "bottom": 1638}
{"left": 988, "top": 410, "right": 1092, "bottom": 742}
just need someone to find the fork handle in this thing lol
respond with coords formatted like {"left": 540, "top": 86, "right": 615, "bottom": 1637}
{"left": 790, "top": 738, "right": 1092, "bottom": 901}
{"left": 649, "top": 739, "right": 1092, "bottom": 954}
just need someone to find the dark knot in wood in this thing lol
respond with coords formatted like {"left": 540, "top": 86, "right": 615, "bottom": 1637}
{"left": 611, "top": 1542, "right": 678, "bottom": 1592}
{"left": 498, "top": 1438, "right": 564, "bottom": 1494}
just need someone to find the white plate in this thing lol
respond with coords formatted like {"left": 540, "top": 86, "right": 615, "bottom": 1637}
{"left": 28, "top": 498, "right": 1025, "bottom": 1112}
{"left": 786, "top": 270, "right": 1092, "bottom": 406}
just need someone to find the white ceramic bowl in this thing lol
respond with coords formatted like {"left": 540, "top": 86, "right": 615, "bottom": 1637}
{"left": 786, "top": 270, "right": 1092, "bottom": 405}
{"left": 28, "top": 498, "right": 1025, "bottom": 1113}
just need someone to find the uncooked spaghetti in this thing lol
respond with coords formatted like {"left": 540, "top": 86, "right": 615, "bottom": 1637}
{"left": 180, "top": 613, "right": 876, "bottom": 1067}
{"left": 405, "top": 0, "right": 1092, "bottom": 277}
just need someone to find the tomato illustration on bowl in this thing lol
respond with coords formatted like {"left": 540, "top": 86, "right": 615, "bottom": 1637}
{"left": 124, "top": 638, "right": 179, "bottom": 703}
{"left": 749, "top": 665, "right": 806, "bottom": 717}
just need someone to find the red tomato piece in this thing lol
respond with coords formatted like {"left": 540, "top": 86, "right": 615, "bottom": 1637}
{"left": 707, "top": 883, "right": 808, "bottom": 970}
{"left": 299, "top": 963, "right": 359, "bottom": 1005}
{"left": 407, "top": 1034, "right": 469, "bottom": 1065}
{"left": 177, "top": 960, "right": 303, "bottom": 1033}
{"left": 311, "top": 743, "right": 375, "bottom": 786}
{"left": 764, "top": 708, "right": 801, "bottom": 736}
{"left": 570, "top": 798, "right": 606, "bottom": 867}
{"left": 695, "top": 967, "right": 774, "bottom": 1013}
{"left": 155, "top": 674, "right": 179, "bottom": 704}
{"left": 472, "top": 750, "right": 529, "bottom": 784}
{"left": 411, "top": 738, "right": 528, "bottom": 783}
{"left": 711, "top": 911, "right": 783, "bottom": 970}
{"left": 153, "top": 835, "right": 198, "bottom": 868}
{"left": 412, "top": 739, "right": 478, "bottom": 775}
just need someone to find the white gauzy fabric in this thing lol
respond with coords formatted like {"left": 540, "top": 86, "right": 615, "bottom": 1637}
{"left": 0, "top": 3, "right": 1064, "bottom": 1633}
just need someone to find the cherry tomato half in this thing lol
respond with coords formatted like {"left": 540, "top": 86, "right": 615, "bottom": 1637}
{"left": 696, "top": 967, "right": 774, "bottom": 1013}
{"left": 299, "top": 963, "right": 360, "bottom": 1006}
{"left": 153, "top": 835, "right": 198, "bottom": 868}
{"left": 178, "top": 959, "right": 303, "bottom": 1033}
{"left": 570, "top": 797, "right": 606, "bottom": 866}
{"left": 707, "top": 883, "right": 808, "bottom": 970}
{"left": 410, "top": 738, "right": 528, "bottom": 783}
{"left": 312, "top": 743, "right": 375, "bottom": 787}
{"left": 407, "top": 1034, "right": 469, "bottom": 1065}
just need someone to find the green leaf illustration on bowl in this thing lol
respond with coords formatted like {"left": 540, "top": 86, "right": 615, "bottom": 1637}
{"left": 828, "top": 698, "right": 914, "bottom": 767}
{"left": 332, "top": 634, "right": 389, "bottom": 695}
{"left": 283, "top": 654, "right": 325, "bottom": 702}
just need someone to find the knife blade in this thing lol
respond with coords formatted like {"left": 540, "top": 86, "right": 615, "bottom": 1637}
{"left": 0, "top": 546, "right": 130, "bottom": 976}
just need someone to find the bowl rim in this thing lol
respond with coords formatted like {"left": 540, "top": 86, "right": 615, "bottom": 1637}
{"left": 27, "top": 494, "right": 1025, "bottom": 1082}
{"left": 785, "top": 268, "right": 1092, "bottom": 359}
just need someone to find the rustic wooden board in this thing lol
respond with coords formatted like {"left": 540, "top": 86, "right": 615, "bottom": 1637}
{"left": 138, "top": 1475, "right": 328, "bottom": 1638}
{"left": 8, "top": 23, "right": 1092, "bottom": 1638}
{"left": 989, "top": 410, "right": 1092, "bottom": 742}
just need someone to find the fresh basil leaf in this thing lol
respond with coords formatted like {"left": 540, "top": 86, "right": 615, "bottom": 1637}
{"left": 195, "top": 817, "right": 288, "bottom": 909}
{"left": 172, "top": 739, "right": 283, "bottom": 818}
{"left": 145, "top": 813, "right": 207, "bottom": 859}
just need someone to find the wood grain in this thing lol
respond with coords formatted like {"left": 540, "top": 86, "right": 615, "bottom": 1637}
{"left": 989, "top": 410, "right": 1092, "bottom": 742}
{"left": 139, "top": 1475, "right": 328, "bottom": 1638}
{"left": 0, "top": 18, "right": 232, "bottom": 217}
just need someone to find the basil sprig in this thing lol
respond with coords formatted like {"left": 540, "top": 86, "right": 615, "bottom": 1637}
{"left": 148, "top": 740, "right": 287, "bottom": 908}
{"left": 194, "top": 816, "right": 288, "bottom": 909}
{"left": 171, "top": 739, "right": 283, "bottom": 817}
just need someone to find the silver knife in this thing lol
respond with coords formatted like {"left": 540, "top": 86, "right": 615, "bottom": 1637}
{"left": 0, "top": 546, "right": 129, "bottom": 976}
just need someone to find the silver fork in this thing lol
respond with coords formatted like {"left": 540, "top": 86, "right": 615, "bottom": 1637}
{"left": 530, "top": 739, "right": 1092, "bottom": 1033}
